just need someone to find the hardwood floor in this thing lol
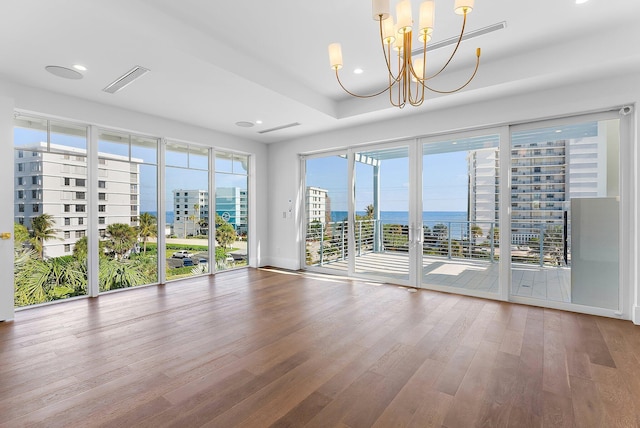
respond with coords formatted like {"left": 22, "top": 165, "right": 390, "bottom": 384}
{"left": 1, "top": 267, "right": 639, "bottom": 427}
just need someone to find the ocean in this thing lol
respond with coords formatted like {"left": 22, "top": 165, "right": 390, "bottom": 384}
{"left": 331, "top": 211, "right": 468, "bottom": 227}
{"left": 150, "top": 210, "right": 468, "bottom": 228}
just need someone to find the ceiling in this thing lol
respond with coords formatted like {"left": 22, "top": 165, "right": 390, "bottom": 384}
{"left": 1, "top": 0, "right": 639, "bottom": 144}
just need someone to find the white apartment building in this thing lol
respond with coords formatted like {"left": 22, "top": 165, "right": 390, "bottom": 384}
{"left": 306, "top": 186, "right": 328, "bottom": 224}
{"left": 172, "top": 189, "right": 208, "bottom": 238}
{"left": 14, "top": 143, "right": 141, "bottom": 258}
{"left": 172, "top": 187, "right": 247, "bottom": 237}
{"left": 469, "top": 123, "right": 609, "bottom": 244}
{"left": 468, "top": 148, "right": 499, "bottom": 236}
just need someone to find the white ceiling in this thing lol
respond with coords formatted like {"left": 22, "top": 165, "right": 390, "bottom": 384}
{"left": 1, "top": 0, "right": 639, "bottom": 144}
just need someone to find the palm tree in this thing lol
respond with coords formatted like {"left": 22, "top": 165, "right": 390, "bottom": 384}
{"left": 14, "top": 222, "right": 29, "bottom": 251}
{"left": 30, "top": 213, "right": 58, "bottom": 259}
{"left": 105, "top": 223, "right": 138, "bottom": 260}
{"left": 365, "top": 204, "right": 375, "bottom": 219}
{"left": 137, "top": 212, "right": 157, "bottom": 253}
{"left": 193, "top": 204, "right": 200, "bottom": 236}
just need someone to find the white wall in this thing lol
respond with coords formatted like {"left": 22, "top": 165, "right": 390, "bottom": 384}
{"left": 0, "top": 95, "right": 15, "bottom": 321}
{"left": 266, "top": 71, "right": 640, "bottom": 323}
{"left": 0, "top": 80, "right": 269, "bottom": 320}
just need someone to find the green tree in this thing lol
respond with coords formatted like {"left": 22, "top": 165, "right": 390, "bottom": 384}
{"left": 30, "top": 213, "right": 59, "bottom": 259}
{"left": 105, "top": 223, "right": 138, "bottom": 260}
{"left": 215, "top": 214, "right": 236, "bottom": 249}
{"left": 471, "top": 224, "right": 483, "bottom": 241}
{"left": 14, "top": 256, "right": 86, "bottom": 306}
{"left": 99, "top": 258, "right": 151, "bottom": 291}
{"left": 72, "top": 236, "right": 107, "bottom": 260}
{"left": 192, "top": 204, "right": 200, "bottom": 236}
{"left": 14, "top": 222, "right": 29, "bottom": 251}
{"left": 365, "top": 204, "right": 375, "bottom": 219}
{"left": 137, "top": 212, "right": 157, "bottom": 253}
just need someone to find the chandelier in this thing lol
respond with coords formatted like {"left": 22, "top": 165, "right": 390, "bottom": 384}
{"left": 328, "top": 0, "right": 481, "bottom": 108}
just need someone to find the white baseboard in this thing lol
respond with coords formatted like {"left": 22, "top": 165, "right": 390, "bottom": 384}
{"left": 633, "top": 305, "right": 640, "bottom": 325}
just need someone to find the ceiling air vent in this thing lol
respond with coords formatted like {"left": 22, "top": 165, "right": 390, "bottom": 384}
{"left": 103, "top": 66, "right": 150, "bottom": 94}
{"left": 258, "top": 122, "right": 301, "bottom": 134}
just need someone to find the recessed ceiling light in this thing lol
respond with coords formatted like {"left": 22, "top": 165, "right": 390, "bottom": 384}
{"left": 45, "top": 65, "right": 83, "bottom": 80}
{"left": 575, "top": 0, "right": 589, "bottom": 4}
{"left": 73, "top": 64, "right": 87, "bottom": 71}
{"left": 256, "top": 120, "right": 263, "bottom": 124}
{"left": 555, "top": 129, "right": 563, "bottom": 133}
{"left": 235, "top": 121, "right": 254, "bottom": 128}
{"left": 353, "top": 68, "right": 364, "bottom": 74}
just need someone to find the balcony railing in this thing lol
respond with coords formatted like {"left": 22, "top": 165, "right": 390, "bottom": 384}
{"left": 306, "top": 218, "right": 568, "bottom": 268}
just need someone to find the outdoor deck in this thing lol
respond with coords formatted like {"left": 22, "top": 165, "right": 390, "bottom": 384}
{"left": 314, "top": 251, "right": 572, "bottom": 303}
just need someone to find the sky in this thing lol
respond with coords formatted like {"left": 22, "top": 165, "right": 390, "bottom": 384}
{"left": 306, "top": 150, "right": 469, "bottom": 212}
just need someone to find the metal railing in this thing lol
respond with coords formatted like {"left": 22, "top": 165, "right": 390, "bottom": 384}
{"left": 305, "top": 219, "right": 568, "bottom": 268}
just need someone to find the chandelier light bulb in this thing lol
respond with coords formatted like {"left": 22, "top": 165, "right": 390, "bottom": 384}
{"left": 396, "top": 0, "right": 413, "bottom": 34}
{"left": 372, "top": 0, "right": 390, "bottom": 20}
{"left": 328, "top": 43, "right": 343, "bottom": 70}
{"left": 419, "top": 1, "right": 435, "bottom": 35}
{"left": 454, "top": 0, "right": 474, "bottom": 15}
{"left": 382, "top": 17, "right": 396, "bottom": 44}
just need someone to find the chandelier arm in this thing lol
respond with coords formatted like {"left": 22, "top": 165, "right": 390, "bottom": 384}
{"left": 335, "top": 69, "right": 394, "bottom": 98}
{"left": 424, "top": 11, "right": 468, "bottom": 81}
{"left": 420, "top": 53, "right": 480, "bottom": 94}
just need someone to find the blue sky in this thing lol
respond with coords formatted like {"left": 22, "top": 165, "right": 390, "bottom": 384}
{"left": 306, "top": 151, "right": 469, "bottom": 212}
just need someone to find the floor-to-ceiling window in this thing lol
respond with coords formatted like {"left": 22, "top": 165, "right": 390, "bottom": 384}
{"left": 97, "top": 130, "right": 159, "bottom": 290}
{"left": 164, "top": 141, "right": 210, "bottom": 280}
{"left": 303, "top": 152, "right": 350, "bottom": 274}
{"left": 215, "top": 152, "right": 249, "bottom": 271}
{"left": 421, "top": 134, "right": 501, "bottom": 297}
{"left": 13, "top": 115, "right": 89, "bottom": 306}
{"left": 301, "top": 110, "right": 629, "bottom": 318}
{"left": 510, "top": 116, "right": 621, "bottom": 311}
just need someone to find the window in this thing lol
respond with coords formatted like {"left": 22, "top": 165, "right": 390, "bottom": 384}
{"left": 64, "top": 231, "right": 70, "bottom": 239}
{"left": 64, "top": 218, "right": 71, "bottom": 226}
{"left": 17, "top": 217, "right": 24, "bottom": 225}
{"left": 76, "top": 178, "right": 86, "bottom": 187}
{"left": 98, "top": 180, "right": 106, "bottom": 188}
{"left": 17, "top": 177, "right": 23, "bottom": 185}
{"left": 64, "top": 204, "right": 71, "bottom": 212}
{"left": 64, "top": 177, "right": 71, "bottom": 186}
{"left": 31, "top": 190, "right": 39, "bottom": 199}
{"left": 30, "top": 162, "right": 41, "bottom": 172}
{"left": 75, "top": 192, "right": 85, "bottom": 200}
{"left": 98, "top": 217, "right": 105, "bottom": 224}
{"left": 32, "top": 204, "right": 40, "bottom": 213}
{"left": 17, "top": 190, "right": 24, "bottom": 199}
{"left": 78, "top": 217, "right": 84, "bottom": 225}
{"left": 18, "top": 204, "right": 24, "bottom": 213}
{"left": 98, "top": 193, "right": 106, "bottom": 201}
{"left": 32, "top": 176, "right": 39, "bottom": 185}
{"left": 64, "top": 244, "right": 71, "bottom": 253}
{"left": 176, "top": 211, "right": 180, "bottom": 215}
{"left": 76, "top": 205, "right": 85, "bottom": 212}
{"left": 17, "top": 163, "right": 24, "bottom": 172}
{"left": 75, "top": 230, "right": 85, "bottom": 238}
{"left": 99, "top": 229, "right": 106, "bottom": 238}
{"left": 18, "top": 150, "right": 23, "bottom": 158}
{"left": 98, "top": 205, "right": 106, "bottom": 212}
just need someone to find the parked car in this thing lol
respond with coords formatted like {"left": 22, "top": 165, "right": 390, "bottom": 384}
{"left": 182, "top": 257, "right": 194, "bottom": 267}
{"left": 172, "top": 250, "right": 194, "bottom": 258}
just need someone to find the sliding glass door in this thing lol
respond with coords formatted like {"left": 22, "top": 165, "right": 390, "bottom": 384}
{"left": 510, "top": 115, "right": 621, "bottom": 311}
{"left": 302, "top": 111, "right": 628, "bottom": 318}
{"left": 420, "top": 133, "right": 502, "bottom": 297}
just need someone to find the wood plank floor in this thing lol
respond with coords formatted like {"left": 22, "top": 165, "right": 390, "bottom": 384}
{"left": 1, "top": 267, "right": 639, "bottom": 427}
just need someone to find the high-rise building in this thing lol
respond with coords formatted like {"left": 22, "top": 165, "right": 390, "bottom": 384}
{"left": 172, "top": 187, "right": 247, "bottom": 237}
{"left": 468, "top": 123, "right": 609, "bottom": 244}
{"left": 306, "top": 186, "right": 328, "bottom": 224}
{"left": 14, "top": 143, "right": 141, "bottom": 258}
{"left": 172, "top": 189, "right": 208, "bottom": 238}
